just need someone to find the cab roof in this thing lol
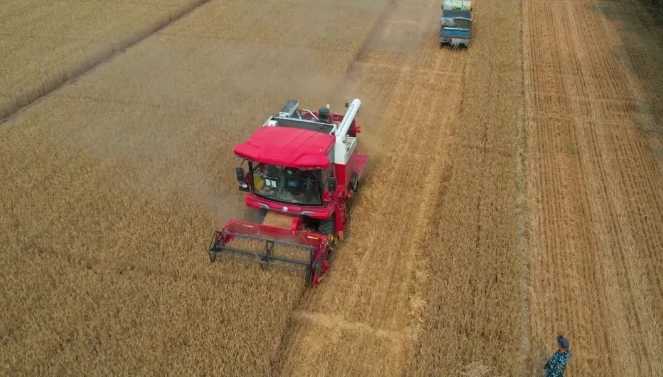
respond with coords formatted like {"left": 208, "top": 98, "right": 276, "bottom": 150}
{"left": 233, "top": 126, "right": 334, "bottom": 169}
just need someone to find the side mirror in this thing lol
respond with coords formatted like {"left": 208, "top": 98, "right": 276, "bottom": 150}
{"left": 236, "top": 167, "right": 249, "bottom": 192}
{"left": 328, "top": 177, "right": 337, "bottom": 193}
{"left": 235, "top": 167, "right": 245, "bottom": 182}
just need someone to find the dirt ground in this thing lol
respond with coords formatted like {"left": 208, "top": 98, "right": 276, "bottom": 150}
{"left": 1, "top": 0, "right": 663, "bottom": 375}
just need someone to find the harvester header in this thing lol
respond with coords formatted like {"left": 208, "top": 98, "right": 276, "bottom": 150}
{"left": 207, "top": 98, "right": 369, "bottom": 287}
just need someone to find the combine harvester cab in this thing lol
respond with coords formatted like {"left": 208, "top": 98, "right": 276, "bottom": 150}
{"left": 440, "top": 0, "right": 473, "bottom": 48}
{"left": 208, "top": 98, "right": 369, "bottom": 287}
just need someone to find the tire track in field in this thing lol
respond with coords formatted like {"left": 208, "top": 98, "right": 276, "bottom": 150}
{"left": 524, "top": 0, "right": 663, "bottom": 375}
{"left": 585, "top": 3, "right": 663, "bottom": 374}
{"left": 265, "top": 0, "right": 416, "bottom": 371}
{"left": 572, "top": 6, "right": 663, "bottom": 373}
{"left": 271, "top": 1, "right": 463, "bottom": 375}
{"left": 0, "top": 0, "right": 215, "bottom": 124}
{"left": 527, "top": 5, "right": 619, "bottom": 375}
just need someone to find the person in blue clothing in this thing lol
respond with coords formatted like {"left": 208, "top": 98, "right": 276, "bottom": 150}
{"left": 544, "top": 335, "right": 572, "bottom": 377}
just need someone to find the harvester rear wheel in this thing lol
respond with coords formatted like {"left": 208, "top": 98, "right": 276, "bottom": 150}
{"left": 350, "top": 172, "right": 359, "bottom": 192}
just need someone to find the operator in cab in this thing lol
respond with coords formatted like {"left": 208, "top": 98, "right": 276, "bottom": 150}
{"left": 252, "top": 163, "right": 320, "bottom": 205}
{"left": 254, "top": 164, "right": 277, "bottom": 195}
{"left": 282, "top": 168, "right": 318, "bottom": 204}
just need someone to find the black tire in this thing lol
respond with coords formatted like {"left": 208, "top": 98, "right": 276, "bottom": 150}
{"left": 318, "top": 216, "right": 335, "bottom": 235}
{"left": 350, "top": 172, "right": 359, "bottom": 192}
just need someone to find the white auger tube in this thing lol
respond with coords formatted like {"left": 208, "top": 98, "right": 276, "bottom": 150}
{"left": 335, "top": 98, "right": 361, "bottom": 143}
{"left": 333, "top": 98, "right": 361, "bottom": 165}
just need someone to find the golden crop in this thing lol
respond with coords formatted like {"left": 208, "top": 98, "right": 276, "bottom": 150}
{"left": 2, "top": 0, "right": 663, "bottom": 375}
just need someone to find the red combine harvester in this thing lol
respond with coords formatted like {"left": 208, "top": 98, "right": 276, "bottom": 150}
{"left": 207, "top": 98, "right": 369, "bottom": 287}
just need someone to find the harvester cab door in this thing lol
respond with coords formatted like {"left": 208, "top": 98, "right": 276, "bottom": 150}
{"left": 320, "top": 169, "right": 335, "bottom": 203}
{"left": 301, "top": 171, "right": 317, "bottom": 204}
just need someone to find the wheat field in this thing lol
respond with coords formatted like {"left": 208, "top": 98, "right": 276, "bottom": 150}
{"left": 0, "top": 0, "right": 211, "bottom": 120}
{"left": 2, "top": 0, "right": 663, "bottom": 375}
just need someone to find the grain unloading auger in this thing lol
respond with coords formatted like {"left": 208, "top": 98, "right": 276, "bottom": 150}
{"left": 208, "top": 98, "right": 369, "bottom": 287}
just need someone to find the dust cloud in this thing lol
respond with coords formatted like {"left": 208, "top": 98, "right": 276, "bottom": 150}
{"left": 54, "top": 2, "right": 391, "bottom": 227}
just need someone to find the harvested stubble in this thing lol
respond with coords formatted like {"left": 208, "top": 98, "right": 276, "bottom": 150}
{"left": 0, "top": 0, "right": 211, "bottom": 120}
{"left": 522, "top": 0, "right": 663, "bottom": 375}
{"left": 271, "top": 0, "right": 467, "bottom": 374}
{"left": 403, "top": 0, "right": 526, "bottom": 374}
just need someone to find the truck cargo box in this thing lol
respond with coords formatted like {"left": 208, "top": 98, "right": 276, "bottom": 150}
{"left": 439, "top": 9, "right": 472, "bottom": 48}
{"left": 442, "top": 0, "right": 472, "bottom": 11}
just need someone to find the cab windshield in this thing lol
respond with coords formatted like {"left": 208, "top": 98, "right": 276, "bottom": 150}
{"left": 250, "top": 163, "right": 322, "bottom": 206}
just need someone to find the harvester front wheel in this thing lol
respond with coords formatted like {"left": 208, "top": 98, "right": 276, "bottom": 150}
{"left": 318, "top": 217, "right": 335, "bottom": 236}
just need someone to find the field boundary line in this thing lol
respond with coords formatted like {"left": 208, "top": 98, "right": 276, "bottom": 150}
{"left": 0, "top": 0, "right": 216, "bottom": 125}
{"left": 518, "top": 0, "right": 533, "bottom": 374}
